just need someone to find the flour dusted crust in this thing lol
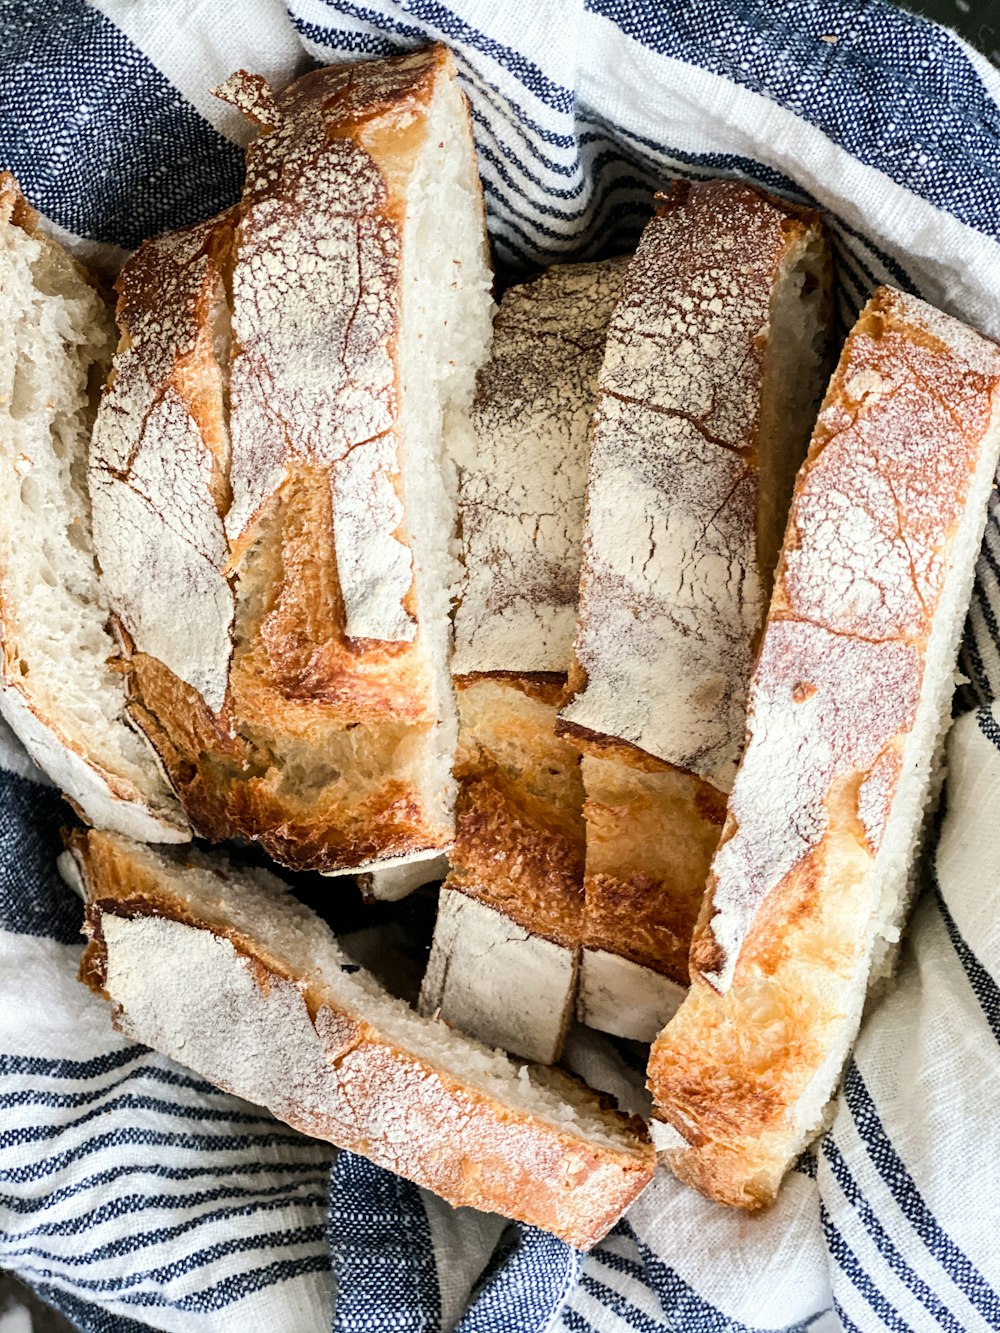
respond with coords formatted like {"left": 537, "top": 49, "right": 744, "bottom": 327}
{"left": 97, "top": 47, "right": 492, "bottom": 871}
{"left": 452, "top": 259, "right": 628, "bottom": 674}
{"left": 421, "top": 263, "right": 626, "bottom": 1057}
{"left": 356, "top": 851, "right": 449, "bottom": 902}
{"left": 648, "top": 287, "right": 1000, "bottom": 1209}
{"left": 72, "top": 829, "right": 655, "bottom": 1249}
{"left": 577, "top": 947, "right": 686, "bottom": 1044}
{"left": 222, "top": 55, "right": 431, "bottom": 642}
{"left": 91, "top": 214, "right": 235, "bottom": 714}
{"left": 420, "top": 887, "right": 578, "bottom": 1062}
{"left": 553, "top": 184, "right": 829, "bottom": 1012}
{"left": 559, "top": 182, "right": 827, "bottom": 790}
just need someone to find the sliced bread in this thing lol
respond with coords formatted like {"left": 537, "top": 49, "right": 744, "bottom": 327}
{"left": 0, "top": 174, "right": 188, "bottom": 841}
{"left": 648, "top": 287, "right": 1000, "bottom": 1208}
{"left": 420, "top": 260, "right": 627, "bottom": 1062}
{"left": 557, "top": 182, "right": 833, "bottom": 1039}
{"left": 90, "top": 47, "right": 494, "bottom": 873}
{"left": 70, "top": 828, "right": 656, "bottom": 1248}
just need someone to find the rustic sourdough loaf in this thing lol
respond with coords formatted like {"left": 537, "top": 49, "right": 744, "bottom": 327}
{"left": 557, "top": 182, "right": 833, "bottom": 1041}
{"left": 91, "top": 46, "right": 494, "bottom": 873}
{"left": 648, "top": 287, "right": 1000, "bottom": 1209}
{"left": 0, "top": 175, "right": 188, "bottom": 842}
{"left": 69, "top": 828, "right": 655, "bottom": 1249}
{"left": 420, "top": 260, "right": 627, "bottom": 1062}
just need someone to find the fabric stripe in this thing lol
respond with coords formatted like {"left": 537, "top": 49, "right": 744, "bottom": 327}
{"left": 0, "top": 0, "right": 243, "bottom": 247}
{"left": 585, "top": 0, "right": 1000, "bottom": 239}
{"left": 329, "top": 1153, "right": 440, "bottom": 1332}
{"left": 11, "top": 1181, "right": 329, "bottom": 1238}
{"left": 609, "top": 1222, "right": 791, "bottom": 1333}
{"left": 821, "top": 1137, "right": 964, "bottom": 1333}
{"left": 843, "top": 1065, "right": 1000, "bottom": 1320}
{"left": 929, "top": 872, "right": 1000, "bottom": 1046}
{"left": 456, "top": 1225, "right": 582, "bottom": 1333}
{"left": 299, "top": 0, "right": 575, "bottom": 108}
{"left": 820, "top": 1203, "right": 915, "bottom": 1332}
{"left": 0, "top": 776, "right": 86, "bottom": 944}
{"left": 0, "top": 1162, "right": 329, "bottom": 1217}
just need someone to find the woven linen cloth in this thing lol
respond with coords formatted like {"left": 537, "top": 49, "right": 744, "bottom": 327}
{"left": 2, "top": 1, "right": 1000, "bottom": 1329}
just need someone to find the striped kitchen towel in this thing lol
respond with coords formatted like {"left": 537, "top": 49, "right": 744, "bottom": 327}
{"left": 1, "top": 1, "right": 999, "bottom": 1329}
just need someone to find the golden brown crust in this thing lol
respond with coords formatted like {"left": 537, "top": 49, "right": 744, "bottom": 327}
{"left": 581, "top": 756, "right": 725, "bottom": 982}
{"left": 648, "top": 287, "right": 1000, "bottom": 1209}
{"left": 443, "top": 678, "right": 585, "bottom": 947}
{"left": 72, "top": 828, "right": 655, "bottom": 1248}
{"left": 454, "top": 671, "right": 569, "bottom": 707}
{"left": 555, "top": 719, "right": 676, "bottom": 772}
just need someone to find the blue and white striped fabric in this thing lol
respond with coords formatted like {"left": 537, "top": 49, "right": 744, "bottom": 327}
{"left": 2, "top": 1, "right": 1000, "bottom": 1329}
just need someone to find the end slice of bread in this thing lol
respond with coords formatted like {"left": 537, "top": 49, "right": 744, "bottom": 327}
{"left": 71, "top": 828, "right": 655, "bottom": 1248}
{"left": 648, "top": 287, "right": 1000, "bottom": 1209}
{"left": 0, "top": 174, "right": 188, "bottom": 842}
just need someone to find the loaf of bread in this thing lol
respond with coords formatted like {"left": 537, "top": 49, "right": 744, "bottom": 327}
{"left": 0, "top": 174, "right": 188, "bottom": 842}
{"left": 90, "top": 46, "right": 494, "bottom": 873}
{"left": 69, "top": 828, "right": 656, "bottom": 1249}
{"left": 419, "top": 260, "right": 626, "bottom": 1062}
{"left": 648, "top": 287, "right": 1000, "bottom": 1208}
{"left": 557, "top": 182, "right": 833, "bottom": 1040}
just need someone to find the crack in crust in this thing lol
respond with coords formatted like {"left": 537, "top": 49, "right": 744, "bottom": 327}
{"left": 559, "top": 180, "right": 828, "bottom": 792}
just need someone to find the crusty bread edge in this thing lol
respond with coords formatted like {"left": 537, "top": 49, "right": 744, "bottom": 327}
{"left": 69, "top": 830, "right": 655, "bottom": 1248}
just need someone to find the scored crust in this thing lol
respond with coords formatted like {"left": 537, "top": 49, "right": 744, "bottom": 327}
{"left": 648, "top": 287, "right": 1000, "bottom": 1209}
{"left": 93, "top": 47, "right": 492, "bottom": 872}
{"left": 71, "top": 828, "right": 655, "bottom": 1249}
{"left": 90, "top": 212, "right": 236, "bottom": 715}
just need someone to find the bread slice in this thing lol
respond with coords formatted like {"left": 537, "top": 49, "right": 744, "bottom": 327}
{"left": 421, "top": 676, "right": 587, "bottom": 1061}
{"left": 70, "top": 828, "right": 655, "bottom": 1249}
{"left": 648, "top": 287, "right": 1000, "bottom": 1209}
{"left": 420, "top": 261, "right": 627, "bottom": 1062}
{"left": 90, "top": 47, "right": 494, "bottom": 873}
{"left": 0, "top": 174, "right": 188, "bottom": 842}
{"left": 557, "top": 182, "right": 833, "bottom": 1040}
